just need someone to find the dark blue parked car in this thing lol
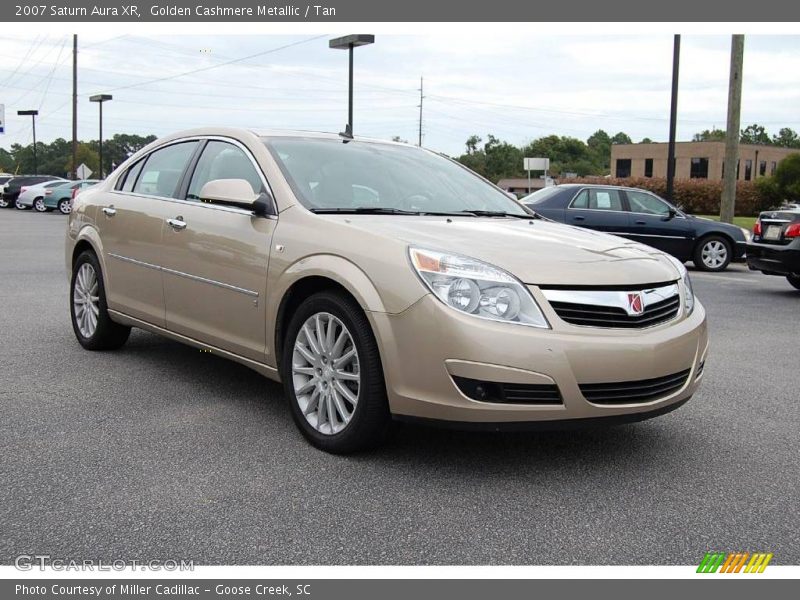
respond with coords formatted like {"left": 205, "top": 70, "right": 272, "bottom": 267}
{"left": 522, "top": 184, "right": 749, "bottom": 272}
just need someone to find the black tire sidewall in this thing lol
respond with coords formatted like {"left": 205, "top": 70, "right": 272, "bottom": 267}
{"left": 694, "top": 235, "right": 732, "bottom": 271}
{"left": 34, "top": 198, "right": 46, "bottom": 212}
{"left": 58, "top": 200, "right": 71, "bottom": 214}
{"left": 280, "top": 291, "right": 389, "bottom": 453}
{"left": 787, "top": 275, "right": 800, "bottom": 290}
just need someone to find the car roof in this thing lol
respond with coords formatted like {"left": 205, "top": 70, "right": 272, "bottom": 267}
{"left": 551, "top": 183, "right": 652, "bottom": 193}
{"left": 152, "top": 126, "right": 410, "bottom": 148}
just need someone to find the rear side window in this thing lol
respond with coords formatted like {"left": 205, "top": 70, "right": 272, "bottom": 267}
{"left": 571, "top": 189, "right": 623, "bottom": 211}
{"left": 118, "top": 159, "right": 145, "bottom": 192}
{"left": 132, "top": 142, "right": 198, "bottom": 198}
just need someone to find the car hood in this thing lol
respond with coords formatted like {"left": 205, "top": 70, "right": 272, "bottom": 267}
{"left": 328, "top": 215, "right": 682, "bottom": 286}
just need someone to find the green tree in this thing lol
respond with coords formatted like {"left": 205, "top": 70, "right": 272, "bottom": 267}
{"left": 610, "top": 132, "right": 633, "bottom": 145}
{"left": 693, "top": 129, "right": 726, "bottom": 142}
{"left": 64, "top": 143, "right": 100, "bottom": 176}
{"left": 757, "top": 153, "right": 800, "bottom": 204}
{"left": 740, "top": 123, "right": 771, "bottom": 145}
{"left": 772, "top": 127, "right": 800, "bottom": 149}
{"left": 639, "top": 137, "right": 654, "bottom": 144}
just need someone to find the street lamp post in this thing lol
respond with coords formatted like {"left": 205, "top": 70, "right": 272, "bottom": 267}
{"left": 329, "top": 34, "right": 375, "bottom": 136}
{"left": 89, "top": 94, "right": 112, "bottom": 179}
{"left": 17, "top": 110, "right": 39, "bottom": 175}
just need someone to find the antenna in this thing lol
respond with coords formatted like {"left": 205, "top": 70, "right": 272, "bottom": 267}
{"left": 339, "top": 123, "right": 353, "bottom": 142}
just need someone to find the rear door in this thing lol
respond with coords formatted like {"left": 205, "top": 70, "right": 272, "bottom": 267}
{"left": 159, "top": 138, "right": 276, "bottom": 362}
{"left": 565, "top": 187, "right": 630, "bottom": 234}
{"left": 99, "top": 140, "right": 200, "bottom": 327}
{"left": 621, "top": 190, "right": 695, "bottom": 259}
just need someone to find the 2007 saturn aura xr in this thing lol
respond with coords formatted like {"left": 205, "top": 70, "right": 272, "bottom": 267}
{"left": 65, "top": 128, "right": 708, "bottom": 453}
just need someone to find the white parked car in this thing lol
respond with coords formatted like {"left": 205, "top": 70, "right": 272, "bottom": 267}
{"left": 16, "top": 180, "right": 70, "bottom": 211}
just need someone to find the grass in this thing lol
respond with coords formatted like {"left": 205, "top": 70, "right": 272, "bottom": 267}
{"left": 696, "top": 214, "right": 756, "bottom": 230}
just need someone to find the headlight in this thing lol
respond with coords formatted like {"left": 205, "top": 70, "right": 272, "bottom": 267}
{"left": 666, "top": 255, "right": 694, "bottom": 315}
{"left": 409, "top": 247, "right": 549, "bottom": 328}
{"left": 740, "top": 226, "right": 752, "bottom": 242}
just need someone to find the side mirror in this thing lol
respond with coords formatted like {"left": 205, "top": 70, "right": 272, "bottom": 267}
{"left": 198, "top": 179, "right": 272, "bottom": 215}
{"left": 662, "top": 207, "right": 678, "bottom": 221}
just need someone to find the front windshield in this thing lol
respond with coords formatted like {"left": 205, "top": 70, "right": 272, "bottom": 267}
{"left": 264, "top": 137, "right": 530, "bottom": 216}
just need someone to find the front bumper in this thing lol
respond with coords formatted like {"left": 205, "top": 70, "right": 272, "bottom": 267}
{"left": 371, "top": 293, "right": 707, "bottom": 424}
{"left": 746, "top": 240, "right": 800, "bottom": 276}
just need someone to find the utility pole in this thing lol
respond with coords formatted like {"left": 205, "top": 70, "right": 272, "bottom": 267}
{"left": 720, "top": 35, "right": 745, "bottom": 224}
{"left": 418, "top": 76, "right": 424, "bottom": 147}
{"left": 666, "top": 34, "right": 680, "bottom": 202}
{"left": 72, "top": 34, "right": 78, "bottom": 180}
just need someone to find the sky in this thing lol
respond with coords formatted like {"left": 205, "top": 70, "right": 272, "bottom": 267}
{"left": 1, "top": 33, "right": 799, "bottom": 158}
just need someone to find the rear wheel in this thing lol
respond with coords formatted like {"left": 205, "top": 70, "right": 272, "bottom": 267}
{"left": 693, "top": 235, "right": 732, "bottom": 272}
{"left": 70, "top": 251, "right": 131, "bottom": 350}
{"left": 787, "top": 274, "right": 800, "bottom": 291}
{"left": 58, "top": 199, "right": 71, "bottom": 214}
{"left": 0, "top": 196, "right": 10, "bottom": 208}
{"left": 33, "top": 197, "right": 48, "bottom": 212}
{"left": 280, "top": 291, "right": 390, "bottom": 453}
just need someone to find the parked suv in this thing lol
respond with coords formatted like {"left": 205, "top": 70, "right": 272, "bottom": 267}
{"left": 747, "top": 208, "right": 800, "bottom": 290}
{"left": 65, "top": 128, "right": 707, "bottom": 453}
{"left": 0, "top": 175, "right": 63, "bottom": 209}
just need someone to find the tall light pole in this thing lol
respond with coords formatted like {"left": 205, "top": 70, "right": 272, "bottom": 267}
{"left": 90, "top": 94, "right": 112, "bottom": 179}
{"left": 666, "top": 35, "right": 680, "bottom": 202}
{"left": 17, "top": 110, "right": 39, "bottom": 175}
{"left": 329, "top": 34, "right": 374, "bottom": 136}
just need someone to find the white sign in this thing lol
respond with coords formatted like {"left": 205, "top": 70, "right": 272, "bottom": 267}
{"left": 76, "top": 163, "right": 93, "bottom": 180}
{"left": 0, "top": 104, "right": 5, "bottom": 134}
{"left": 524, "top": 157, "right": 549, "bottom": 171}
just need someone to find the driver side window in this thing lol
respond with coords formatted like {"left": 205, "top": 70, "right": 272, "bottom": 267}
{"left": 186, "top": 141, "right": 265, "bottom": 202}
{"left": 627, "top": 191, "right": 670, "bottom": 216}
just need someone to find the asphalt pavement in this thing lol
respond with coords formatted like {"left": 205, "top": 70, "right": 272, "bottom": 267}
{"left": 1, "top": 209, "right": 798, "bottom": 565}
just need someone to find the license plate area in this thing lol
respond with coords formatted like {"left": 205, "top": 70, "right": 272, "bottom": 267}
{"left": 764, "top": 225, "right": 782, "bottom": 241}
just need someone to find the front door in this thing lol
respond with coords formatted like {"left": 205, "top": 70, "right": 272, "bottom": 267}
{"left": 621, "top": 190, "right": 695, "bottom": 260}
{"left": 159, "top": 139, "right": 276, "bottom": 362}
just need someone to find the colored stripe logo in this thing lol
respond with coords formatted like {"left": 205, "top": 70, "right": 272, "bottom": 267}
{"left": 697, "top": 552, "right": 773, "bottom": 573}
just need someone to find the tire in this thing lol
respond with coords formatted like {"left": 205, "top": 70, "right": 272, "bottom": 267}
{"left": 0, "top": 196, "right": 11, "bottom": 208}
{"left": 70, "top": 250, "right": 131, "bottom": 351}
{"left": 33, "top": 197, "right": 47, "bottom": 212}
{"left": 58, "top": 199, "right": 71, "bottom": 215}
{"left": 280, "top": 290, "right": 390, "bottom": 454}
{"left": 787, "top": 274, "right": 800, "bottom": 291}
{"left": 14, "top": 198, "right": 29, "bottom": 210}
{"left": 693, "top": 235, "right": 732, "bottom": 272}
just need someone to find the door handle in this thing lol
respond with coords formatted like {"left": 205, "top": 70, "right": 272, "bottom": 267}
{"left": 635, "top": 220, "right": 647, "bottom": 225}
{"left": 167, "top": 217, "right": 187, "bottom": 231}
{"left": 102, "top": 206, "right": 116, "bottom": 217}
{"left": 572, "top": 215, "right": 585, "bottom": 221}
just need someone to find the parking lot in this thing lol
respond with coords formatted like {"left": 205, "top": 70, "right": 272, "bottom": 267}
{"left": 1, "top": 208, "right": 798, "bottom": 565}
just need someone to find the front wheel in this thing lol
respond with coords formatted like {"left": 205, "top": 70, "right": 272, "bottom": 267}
{"left": 14, "top": 198, "right": 29, "bottom": 210}
{"left": 58, "top": 199, "right": 71, "bottom": 214}
{"left": 281, "top": 291, "right": 390, "bottom": 454}
{"left": 0, "top": 196, "right": 11, "bottom": 208}
{"left": 33, "top": 197, "right": 48, "bottom": 212}
{"left": 787, "top": 274, "right": 800, "bottom": 291}
{"left": 693, "top": 236, "right": 732, "bottom": 272}
{"left": 70, "top": 251, "right": 131, "bottom": 350}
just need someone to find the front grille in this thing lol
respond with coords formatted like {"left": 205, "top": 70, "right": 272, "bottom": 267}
{"left": 453, "top": 376, "right": 562, "bottom": 405}
{"left": 579, "top": 369, "right": 691, "bottom": 405}
{"left": 549, "top": 295, "right": 680, "bottom": 328}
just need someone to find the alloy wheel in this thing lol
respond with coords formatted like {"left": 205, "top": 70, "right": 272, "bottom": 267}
{"left": 15, "top": 199, "right": 26, "bottom": 210}
{"left": 73, "top": 263, "right": 100, "bottom": 339}
{"left": 59, "top": 200, "right": 71, "bottom": 214}
{"left": 292, "top": 312, "right": 360, "bottom": 435}
{"left": 34, "top": 198, "right": 46, "bottom": 212}
{"left": 701, "top": 240, "right": 728, "bottom": 270}
{"left": 0, "top": 197, "right": 9, "bottom": 208}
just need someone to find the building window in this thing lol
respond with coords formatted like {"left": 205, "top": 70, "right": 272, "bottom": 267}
{"left": 615, "top": 159, "right": 632, "bottom": 178}
{"left": 771, "top": 161, "right": 777, "bottom": 175}
{"left": 759, "top": 160, "right": 767, "bottom": 177}
{"left": 744, "top": 159, "right": 752, "bottom": 181}
{"left": 644, "top": 158, "right": 653, "bottom": 178}
{"left": 690, "top": 157, "right": 709, "bottom": 179}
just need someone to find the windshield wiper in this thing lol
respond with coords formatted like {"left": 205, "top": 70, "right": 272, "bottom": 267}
{"left": 458, "top": 209, "right": 537, "bottom": 219}
{"left": 309, "top": 207, "right": 422, "bottom": 215}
